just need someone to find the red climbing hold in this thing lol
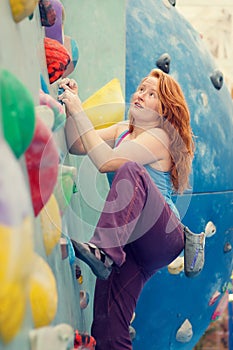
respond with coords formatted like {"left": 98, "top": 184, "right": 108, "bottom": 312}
{"left": 74, "top": 330, "right": 96, "bottom": 349}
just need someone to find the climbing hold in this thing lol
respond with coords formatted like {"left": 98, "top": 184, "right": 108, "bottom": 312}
{"left": 155, "top": 53, "right": 171, "bottom": 74}
{"left": 208, "top": 291, "right": 221, "bottom": 306}
{"left": 167, "top": 256, "right": 184, "bottom": 275}
{"left": 45, "top": 0, "right": 65, "bottom": 44}
{"left": 176, "top": 319, "right": 193, "bottom": 343}
{"left": 0, "top": 141, "right": 34, "bottom": 344}
{"left": 184, "top": 226, "right": 205, "bottom": 278}
{"left": 210, "top": 70, "right": 224, "bottom": 90}
{"left": 75, "top": 264, "right": 83, "bottom": 284}
{"left": 60, "top": 237, "right": 69, "bottom": 259}
{"left": 163, "top": 0, "right": 175, "bottom": 8}
{"left": 0, "top": 281, "right": 26, "bottom": 344}
{"left": 44, "top": 37, "right": 71, "bottom": 84}
{"left": 82, "top": 79, "right": 125, "bottom": 129}
{"left": 129, "top": 325, "right": 136, "bottom": 341}
{"left": 39, "top": 89, "right": 66, "bottom": 131}
{"left": 169, "top": 0, "right": 176, "bottom": 5}
{"left": 204, "top": 221, "right": 216, "bottom": 237}
{"left": 74, "top": 330, "right": 96, "bottom": 349}
{"left": 40, "top": 194, "right": 62, "bottom": 256}
{"left": 62, "top": 35, "right": 79, "bottom": 78}
{"left": 29, "top": 323, "right": 74, "bottom": 350}
{"left": 25, "top": 116, "right": 59, "bottom": 217}
{"left": 29, "top": 253, "right": 58, "bottom": 328}
{"left": 80, "top": 290, "right": 90, "bottom": 309}
{"left": 0, "top": 139, "right": 33, "bottom": 227}
{"left": 0, "top": 217, "right": 34, "bottom": 287}
{"left": 130, "top": 312, "right": 136, "bottom": 324}
{"left": 39, "top": 0, "right": 56, "bottom": 27}
{"left": 224, "top": 241, "right": 232, "bottom": 252}
{"left": 211, "top": 291, "right": 229, "bottom": 321}
{"left": 57, "top": 87, "right": 65, "bottom": 105}
{"left": 0, "top": 69, "right": 35, "bottom": 158}
{"left": 224, "top": 242, "right": 232, "bottom": 253}
{"left": 36, "top": 105, "right": 55, "bottom": 131}
{"left": 53, "top": 164, "right": 77, "bottom": 216}
{"left": 40, "top": 74, "right": 50, "bottom": 94}
{"left": 9, "top": 0, "right": 39, "bottom": 23}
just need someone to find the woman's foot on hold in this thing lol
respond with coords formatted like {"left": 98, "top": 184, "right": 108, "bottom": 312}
{"left": 71, "top": 240, "right": 113, "bottom": 280}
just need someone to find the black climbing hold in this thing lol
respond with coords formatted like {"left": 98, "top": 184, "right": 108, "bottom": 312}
{"left": 156, "top": 53, "right": 171, "bottom": 74}
{"left": 210, "top": 70, "right": 224, "bottom": 90}
{"left": 169, "top": 0, "right": 176, "bottom": 6}
{"left": 28, "top": 13, "right": 34, "bottom": 20}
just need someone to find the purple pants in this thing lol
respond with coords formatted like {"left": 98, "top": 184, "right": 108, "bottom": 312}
{"left": 90, "top": 162, "right": 184, "bottom": 349}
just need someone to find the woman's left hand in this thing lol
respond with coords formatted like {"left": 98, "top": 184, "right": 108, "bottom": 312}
{"left": 59, "top": 78, "right": 78, "bottom": 95}
{"left": 59, "top": 88, "right": 83, "bottom": 118}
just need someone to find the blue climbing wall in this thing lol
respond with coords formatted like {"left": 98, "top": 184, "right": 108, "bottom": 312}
{"left": 126, "top": 0, "right": 233, "bottom": 349}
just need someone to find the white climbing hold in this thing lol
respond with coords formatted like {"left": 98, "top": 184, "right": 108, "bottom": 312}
{"left": 167, "top": 256, "right": 184, "bottom": 275}
{"left": 176, "top": 319, "right": 193, "bottom": 343}
{"left": 130, "top": 312, "right": 136, "bottom": 324}
{"left": 29, "top": 323, "right": 74, "bottom": 350}
{"left": 205, "top": 221, "right": 216, "bottom": 237}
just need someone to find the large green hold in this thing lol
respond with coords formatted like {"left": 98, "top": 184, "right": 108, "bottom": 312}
{"left": 0, "top": 69, "right": 35, "bottom": 158}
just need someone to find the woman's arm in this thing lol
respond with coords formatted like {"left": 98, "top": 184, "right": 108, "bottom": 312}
{"left": 60, "top": 78, "right": 123, "bottom": 155}
{"left": 65, "top": 117, "right": 120, "bottom": 155}
{"left": 60, "top": 84, "right": 169, "bottom": 173}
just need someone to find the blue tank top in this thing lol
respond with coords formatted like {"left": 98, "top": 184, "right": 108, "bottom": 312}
{"left": 106, "top": 130, "right": 180, "bottom": 219}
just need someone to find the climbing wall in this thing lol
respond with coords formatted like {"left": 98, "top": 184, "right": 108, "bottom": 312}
{"left": 0, "top": 1, "right": 125, "bottom": 350}
{"left": 126, "top": 0, "right": 233, "bottom": 349}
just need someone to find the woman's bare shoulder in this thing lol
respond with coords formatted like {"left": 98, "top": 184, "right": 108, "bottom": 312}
{"left": 147, "top": 127, "right": 170, "bottom": 145}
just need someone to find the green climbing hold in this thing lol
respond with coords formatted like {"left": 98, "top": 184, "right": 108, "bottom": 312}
{"left": 53, "top": 165, "right": 77, "bottom": 216}
{"left": 0, "top": 69, "right": 35, "bottom": 158}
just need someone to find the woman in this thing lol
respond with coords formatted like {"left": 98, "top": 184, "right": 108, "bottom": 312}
{"left": 59, "top": 69, "right": 203, "bottom": 350}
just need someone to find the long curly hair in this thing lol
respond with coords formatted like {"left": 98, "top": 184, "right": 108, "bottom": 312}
{"left": 128, "top": 69, "right": 195, "bottom": 194}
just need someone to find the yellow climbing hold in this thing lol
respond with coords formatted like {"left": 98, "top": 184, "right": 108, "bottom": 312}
{"left": 0, "top": 217, "right": 34, "bottom": 283}
{"left": 0, "top": 281, "right": 26, "bottom": 343}
{"left": 82, "top": 79, "right": 125, "bottom": 129}
{"left": 0, "top": 217, "right": 34, "bottom": 343}
{"left": 29, "top": 254, "right": 58, "bottom": 328}
{"left": 40, "top": 194, "right": 62, "bottom": 255}
{"left": 9, "top": 0, "right": 39, "bottom": 23}
{"left": 167, "top": 256, "right": 184, "bottom": 275}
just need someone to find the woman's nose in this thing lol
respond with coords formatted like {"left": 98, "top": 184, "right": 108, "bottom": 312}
{"left": 138, "top": 92, "right": 145, "bottom": 100}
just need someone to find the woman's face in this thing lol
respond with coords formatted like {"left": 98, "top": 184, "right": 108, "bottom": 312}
{"left": 130, "top": 76, "right": 161, "bottom": 126}
{"left": 133, "top": 76, "right": 160, "bottom": 111}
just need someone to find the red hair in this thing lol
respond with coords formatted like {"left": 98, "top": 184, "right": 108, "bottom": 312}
{"left": 129, "top": 69, "right": 194, "bottom": 194}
